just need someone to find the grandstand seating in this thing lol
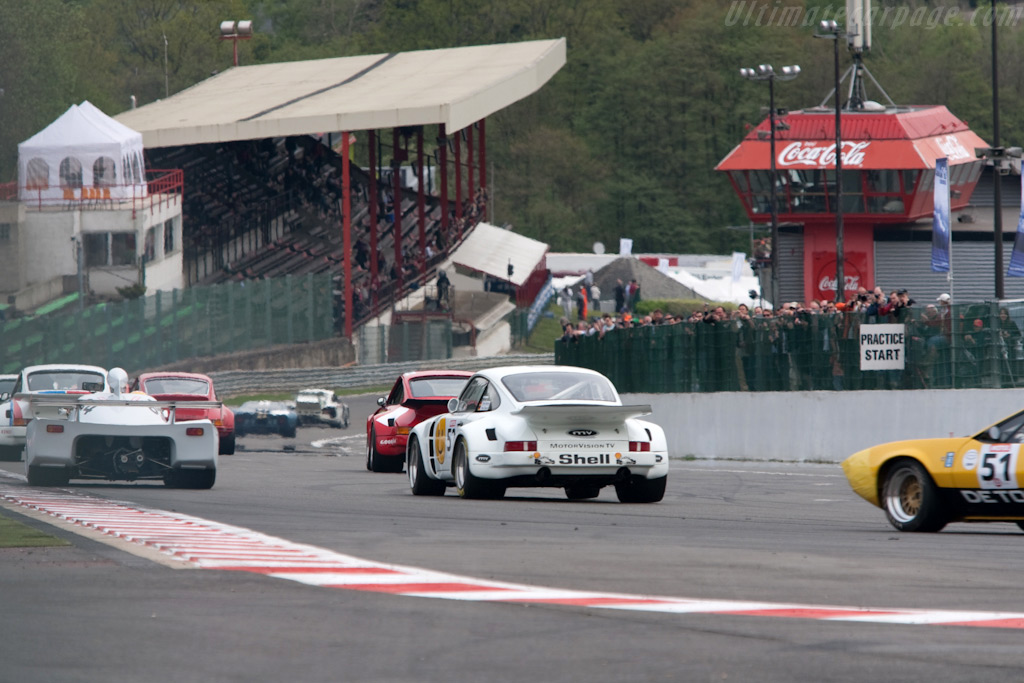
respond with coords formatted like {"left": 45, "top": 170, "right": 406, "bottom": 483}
{"left": 146, "top": 133, "right": 476, "bottom": 329}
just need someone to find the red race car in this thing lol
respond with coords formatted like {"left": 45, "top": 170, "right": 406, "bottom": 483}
{"left": 366, "top": 370, "right": 472, "bottom": 473}
{"left": 133, "top": 371, "right": 236, "bottom": 455}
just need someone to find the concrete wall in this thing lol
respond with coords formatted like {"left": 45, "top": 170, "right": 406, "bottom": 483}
{"left": 625, "top": 389, "right": 1022, "bottom": 463}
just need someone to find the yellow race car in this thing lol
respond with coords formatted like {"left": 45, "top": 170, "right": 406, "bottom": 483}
{"left": 843, "top": 410, "right": 1024, "bottom": 532}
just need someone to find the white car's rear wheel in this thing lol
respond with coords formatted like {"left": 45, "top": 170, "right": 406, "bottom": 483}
{"left": 408, "top": 436, "right": 445, "bottom": 496}
{"left": 0, "top": 445, "right": 22, "bottom": 462}
{"left": 455, "top": 440, "right": 504, "bottom": 500}
{"left": 882, "top": 460, "right": 946, "bottom": 532}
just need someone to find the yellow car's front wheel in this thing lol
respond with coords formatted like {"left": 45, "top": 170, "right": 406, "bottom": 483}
{"left": 882, "top": 460, "right": 947, "bottom": 533}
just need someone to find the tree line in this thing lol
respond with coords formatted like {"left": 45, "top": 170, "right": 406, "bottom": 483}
{"left": 2, "top": 0, "right": 1022, "bottom": 256}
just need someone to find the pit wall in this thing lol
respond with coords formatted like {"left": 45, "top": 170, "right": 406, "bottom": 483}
{"left": 625, "top": 390, "right": 1020, "bottom": 462}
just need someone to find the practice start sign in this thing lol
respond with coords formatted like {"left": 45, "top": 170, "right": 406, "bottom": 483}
{"left": 860, "top": 324, "right": 906, "bottom": 370}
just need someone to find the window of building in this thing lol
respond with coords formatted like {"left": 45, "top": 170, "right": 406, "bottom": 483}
{"left": 164, "top": 218, "right": 175, "bottom": 254}
{"left": 0, "top": 224, "right": 10, "bottom": 242}
{"left": 84, "top": 233, "right": 109, "bottom": 267}
{"left": 111, "top": 232, "right": 137, "bottom": 266}
{"left": 59, "top": 157, "right": 83, "bottom": 189}
{"left": 144, "top": 227, "right": 156, "bottom": 262}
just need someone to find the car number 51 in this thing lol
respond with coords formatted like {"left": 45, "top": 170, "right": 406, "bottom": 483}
{"left": 977, "top": 445, "right": 1020, "bottom": 490}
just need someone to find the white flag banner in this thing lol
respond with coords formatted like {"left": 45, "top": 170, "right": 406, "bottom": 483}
{"left": 731, "top": 252, "right": 745, "bottom": 283}
{"left": 619, "top": 238, "right": 633, "bottom": 256}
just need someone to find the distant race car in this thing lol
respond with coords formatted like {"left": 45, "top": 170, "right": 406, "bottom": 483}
{"left": 405, "top": 366, "right": 669, "bottom": 502}
{"left": 234, "top": 400, "right": 298, "bottom": 438}
{"left": 0, "top": 374, "right": 16, "bottom": 400}
{"left": 0, "top": 364, "right": 109, "bottom": 462}
{"left": 366, "top": 370, "right": 472, "bottom": 473}
{"left": 295, "top": 388, "right": 350, "bottom": 429}
{"left": 844, "top": 408, "right": 1024, "bottom": 532}
{"left": 23, "top": 368, "right": 218, "bottom": 488}
{"left": 133, "top": 371, "right": 236, "bottom": 455}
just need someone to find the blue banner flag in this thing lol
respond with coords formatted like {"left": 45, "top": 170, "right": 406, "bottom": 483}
{"left": 1008, "top": 172, "right": 1024, "bottom": 277}
{"left": 931, "top": 158, "right": 950, "bottom": 273}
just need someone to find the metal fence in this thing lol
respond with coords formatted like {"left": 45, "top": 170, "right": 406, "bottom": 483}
{"left": 555, "top": 302, "right": 1024, "bottom": 393}
{"left": 0, "top": 273, "right": 335, "bottom": 375}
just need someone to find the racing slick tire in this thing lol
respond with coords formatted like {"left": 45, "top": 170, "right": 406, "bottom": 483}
{"left": 0, "top": 445, "right": 22, "bottom": 462}
{"left": 407, "top": 436, "right": 445, "bottom": 496}
{"left": 219, "top": 434, "right": 236, "bottom": 455}
{"left": 283, "top": 425, "right": 297, "bottom": 439}
{"left": 367, "top": 427, "right": 402, "bottom": 473}
{"left": 614, "top": 475, "right": 666, "bottom": 503}
{"left": 27, "top": 466, "right": 69, "bottom": 487}
{"left": 881, "top": 459, "right": 947, "bottom": 532}
{"left": 454, "top": 440, "right": 505, "bottom": 500}
{"left": 565, "top": 486, "right": 602, "bottom": 500}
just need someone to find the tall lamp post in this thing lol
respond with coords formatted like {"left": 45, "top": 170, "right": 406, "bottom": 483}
{"left": 740, "top": 64, "right": 800, "bottom": 308}
{"left": 817, "top": 20, "right": 847, "bottom": 304}
{"left": 219, "top": 20, "right": 253, "bottom": 67}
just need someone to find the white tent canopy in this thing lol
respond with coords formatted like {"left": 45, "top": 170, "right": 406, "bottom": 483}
{"left": 18, "top": 101, "right": 147, "bottom": 202}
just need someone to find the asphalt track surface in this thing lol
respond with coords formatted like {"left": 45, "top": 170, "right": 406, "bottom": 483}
{"left": 2, "top": 394, "right": 1024, "bottom": 682}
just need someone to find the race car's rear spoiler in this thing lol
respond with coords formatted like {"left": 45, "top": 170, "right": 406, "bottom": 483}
{"left": 15, "top": 393, "right": 221, "bottom": 424}
{"left": 512, "top": 404, "right": 652, "bottom": 425}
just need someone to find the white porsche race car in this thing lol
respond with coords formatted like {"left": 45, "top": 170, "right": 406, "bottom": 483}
{"left": 405, "top": 366, "right": 669, "bottom": 502}
{"left": 23, "top": 368, "right": 219, "bottom": 488}
{"left": 0, "top": 364, "right": 109, "bottom": 461}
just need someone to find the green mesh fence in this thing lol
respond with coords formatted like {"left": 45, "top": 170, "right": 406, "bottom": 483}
{"left": 0, "top": 273, "right": 335, "bottom": 375}
{"left": 555, "top": 302, "right": 1024, "bottom": 392}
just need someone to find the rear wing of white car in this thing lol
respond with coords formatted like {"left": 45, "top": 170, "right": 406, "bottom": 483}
{"left": 512, "top": 404, "right": 652, "bottom": 425}
{"left": 15, "top": 393, "right": 221, "bottom": 424}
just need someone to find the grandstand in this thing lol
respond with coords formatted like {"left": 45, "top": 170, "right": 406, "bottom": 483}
{"left": 118, "top": 38, "right": 566, "bottom": 340}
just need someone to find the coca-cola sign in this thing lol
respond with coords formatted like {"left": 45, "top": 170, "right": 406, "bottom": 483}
{"left": 813, "top": 251, "right": 868, "bottom": 302}
{"left": 935, "top": 135, "right": 971, "bottom": 161}
{"left": 777, "top": 141, "right": 871, "bottom": 168}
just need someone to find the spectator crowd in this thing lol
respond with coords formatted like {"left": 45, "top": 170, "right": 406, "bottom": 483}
{"left": 556, "top": 284, "right": 1024, "bottom": 392}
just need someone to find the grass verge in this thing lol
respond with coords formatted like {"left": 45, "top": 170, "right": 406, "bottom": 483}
{"left": 0, "top": 513, "right": 69, "bottom": 548}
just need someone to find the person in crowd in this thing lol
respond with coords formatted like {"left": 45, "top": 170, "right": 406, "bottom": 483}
{"left": 590, "top": 282, "right": 601, "bottom": 312}
{"left": 998, "top": 307, "right": 1021, "bottom": 385}
{"left": 558, "top": 286, "right": 573, "bottom": 320}
{"left": 614, "top": 279, "right": 626, "bottom": 314}
{"left": 436, "top": 269, "right": 451, "bottom": 310}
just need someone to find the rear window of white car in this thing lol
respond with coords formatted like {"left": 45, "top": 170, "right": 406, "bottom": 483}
{"left": 501, "top": 371, "right": 619, "bottom": 403}
{"left": 27, "top": 371, "right": 106, "bottom": 392}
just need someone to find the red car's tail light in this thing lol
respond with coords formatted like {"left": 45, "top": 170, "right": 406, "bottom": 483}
{"left": 12, "top": 417, "right": 29, "bottom": 427}
{"left": 504, "top": 441, "right": 537, "bottom": 452}
{"left": 46, "top": 424, "right": 64, "bottom": 433}
{"left": 186, "top": 427, "right": 205, "bottom": 436}
{"left": 629, "top": 441, "right": 651, "bottom": 452}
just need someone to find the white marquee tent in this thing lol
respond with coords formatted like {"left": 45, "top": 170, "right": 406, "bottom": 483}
{"left": 18, "top": 101, "right": 147, "bottom": 202}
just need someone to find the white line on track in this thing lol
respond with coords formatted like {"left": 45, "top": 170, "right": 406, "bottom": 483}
{"left": 2, "top": 471, "right": 1023, "bottom": 630}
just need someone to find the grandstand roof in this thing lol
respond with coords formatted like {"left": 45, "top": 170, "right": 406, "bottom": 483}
{"left": 114, "top": 39, "right": 567, "bottom": 149}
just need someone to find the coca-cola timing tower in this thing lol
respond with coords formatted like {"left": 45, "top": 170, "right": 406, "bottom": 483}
{"left": 717, "top": 105, "right": 987, "bottom": 303}
{"left": 716, "top": 0, "right": 989, "bottom": 305}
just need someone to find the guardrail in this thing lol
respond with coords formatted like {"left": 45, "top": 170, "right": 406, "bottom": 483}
{"left": 210, "top": 353, "right": 555, "bottom": 398}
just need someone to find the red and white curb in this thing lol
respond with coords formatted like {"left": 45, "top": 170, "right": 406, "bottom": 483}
{"left": 3, "top": 476, "right": 1024, "bottom": 629}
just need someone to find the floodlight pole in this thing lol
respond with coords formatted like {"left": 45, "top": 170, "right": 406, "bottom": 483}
{"left": 740, "top": 64, "right": 800, "bottom": 308}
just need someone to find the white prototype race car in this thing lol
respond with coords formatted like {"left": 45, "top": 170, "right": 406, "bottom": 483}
{"left": 23, "top": 368, "right": 219, "bottom": 488}
{"left": 0, "top": 364, "right": 109, "bottom": 462}
{"left": 405, "top": 366, "right": 669, "bottom": 502}
{"left": 295, "top": 388, "right": 350, "bottom": 428}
